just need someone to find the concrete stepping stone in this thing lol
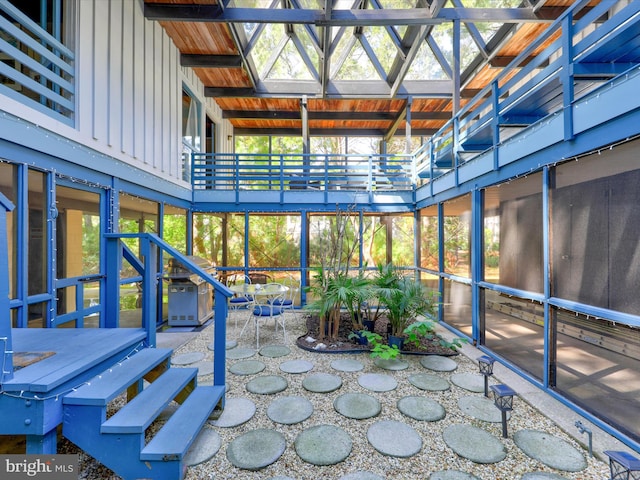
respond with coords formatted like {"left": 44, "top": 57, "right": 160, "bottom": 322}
{"left": 246, "top": 375, "right": 289, "bottom": 395}
{"left": 172, "top": 352, "right": 205, "bottom": 365}
{"left": 442, "top": 424, "right": 506, "bottom": 464}
{"left": 280, "top": 359, "right": 314, "bottom": 374}
{"left": 226, "top": 429, "right": 286, "bottom": 470}
{"left": 450, "top": 373, "right": 485, "bottom": 393}
{"left": 229, "top": 359, "right": 266, "bottom": 376}
{"left": 514, "top": 430, "right": 587, "bottom": 472}
{"left": 521, "top": 473, "right": 568, "bottom": 480}
{"left": 302, "top": 373, "right": 343, "bottom": 393}
{"left": 208, "top": 397, "right": 256, "bottom": 427}
{"left": 331, "top": 358, "right": 364, "bottom": 372}
{"left": 420, "top": 355, "right": 458, "bottom": 372}
{"left": 184, "top": 427, "right": 221, "bottom": 466}
{"left": 191, "top": 360, "right": 214, "bottom": 377}
{"left": 373, "top": 358, "right": 409, "bottom": 370}
{"left": 227, "top": 347, "right": 256, "bottom": 360}
{"left": 429, "top": 471, "right": 481, "bottom": 480}
{"left": 259, "top": 345, "right": 291, "bottom": 357}
{"left": 397, "top": 396, "right": 446, "bottom": 422}
{"left": 334, "top": 393, "right": 381, "bottom": 420}
{"left": 339, "top": 473, "right": 386, "bottom": 480}
{"left": 408, "top": 373, "right": 451, "bottom": 391}
{"left": 358, "top": 373, "right": 398, "bottom": 392}
{"left": 267, "top": 396, "right": 314, "bottom": 425}
{"left": 367, "top": 420, "right": 422, "bottom": 458}
{"left": 457, "top": 396, "right": 505, "bottom": 423}
{"left": 295, "top": 425, "right": 352, "bottom": 466}
{"left": 208, "top": 339, "right": 238, "bottom": 351}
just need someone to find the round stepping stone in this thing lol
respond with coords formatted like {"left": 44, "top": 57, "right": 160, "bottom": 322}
{"left": 429, "top": 471, "right": 481, "bottom": 480}
{"left": 207, "top": 339, "right": 238, "bottom": 351}
{"left": 442, "top": 424, "right": 506, "bottom": 464}
{"left": 184, "top": 427, "right": 221, "bottom": 466}
{"left": 367, "top": 420, "right": 422, "bottom": 458}
{"left": 514, "top": 430, "right": 587, "bottom": 472}
{"left": 246, "top": 375, "right": 288, "bottom": 395}
{"left": 259, "top": 345, "right": 291, "bottom": 358}
{"left": 302, "top": 373, "right": 343, "bottom": 393}
{"left": 280, "top": 359, "right": 314, "bottom": 374}
{"left": 227, "top": 347, "right": 256, "bottom": 360}
{"left": 408, "top": 373, "right": 451, "bottom": 391}
{"left": 450, "top": 373, "right": 485, "bottom": 393}
{"left": 521, "top": 473, "right": 568, "bottom": 480}
{"left": 397, "top": 396, "right": 446, "bottom": 422}
{"left": 420, "top": 355, "right": 458, "bottom": 372}
{"left": 358, "top": 373, "right": 397, "bottom": 392}
{"left": 172, "top": 352, "right": 205, "bottom": 365}
{"left": 295, "top": 425, "right": 352, "bottom": 466}
{"left": 373, "top": 358, "right": 409, "bottom": 370}
{"left": 191, "top": 360, "right": 214, "bottom": 377}
{"left": 227, "top": 429, "right": 286, "bottom": 470}
{"left": 339, "top": 473, "right": 386, "bottom": 480}
{"left": 267, "top": 396, "right": 314, "bottom": 425}
{"left": 334, "top": 393, "right": 381, "bottom": 420}
{"left": 331, "top": 359, "right": 364, "bottom": 372}
{"left": 208, "top": 397, "right": 256, "bottom": 427}
{"left": 457, "top": 396, "right": 505, "bottom": 423}
{"left": 229, "top": 360, "right": 266, "bottom": 376}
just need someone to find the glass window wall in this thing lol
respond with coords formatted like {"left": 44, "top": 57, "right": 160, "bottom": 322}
{"left": 443, "top": 194, "right": 471, "bottom": 278}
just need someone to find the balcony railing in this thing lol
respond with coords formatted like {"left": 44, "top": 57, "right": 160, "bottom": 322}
{"left": 192, "top": 153, "right": 415, "bottom": 192}
{"left": 0, "top": 1, "right": 75, "bottom": 125}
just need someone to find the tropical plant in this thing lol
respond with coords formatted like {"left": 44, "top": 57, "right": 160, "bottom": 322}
{"left": 372, "top": 263, "right": 438, "bottom": 337}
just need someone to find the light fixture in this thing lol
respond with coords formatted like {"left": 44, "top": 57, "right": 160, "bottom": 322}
{"left": 477, "top": 355, "right": 495, "bottom": 397}
{"left": 490, "top": 384, "right": 516, "bottom": 438}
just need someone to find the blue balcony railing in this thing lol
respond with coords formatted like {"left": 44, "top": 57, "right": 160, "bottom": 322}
{"left": 0, "top": 0, "right": 75, "bottom": 125}
{"left": 192, "top": 152, "right": 415, "bottom": 192}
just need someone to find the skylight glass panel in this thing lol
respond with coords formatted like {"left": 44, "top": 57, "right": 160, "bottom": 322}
{"left": 364, "top": 26, "right": 399, "bottom": 73}
{"left": 376, "top": 0, "right": 416, "bottom": 9}
{"left": 334, "top": 41, "right": 381, "bottom": 80}
{"left": 267, "top": 41, "right": 315, "bottom": 80}
{"left": 405, "top": 40, "right": 449, "bottom": 80}
{"left": 251, "top": 23, "right": 287, "bottom": 77}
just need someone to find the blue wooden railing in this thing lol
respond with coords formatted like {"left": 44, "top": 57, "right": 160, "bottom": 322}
{"left": 192, "top": 152, "right": 415, "bottom": 192}
{"left": 0, "top": 0, "right": 75, "bottom": 125}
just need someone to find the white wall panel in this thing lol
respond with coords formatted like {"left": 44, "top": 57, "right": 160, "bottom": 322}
{"left": 0, "top": 0, "right": 233, "bottom": 188}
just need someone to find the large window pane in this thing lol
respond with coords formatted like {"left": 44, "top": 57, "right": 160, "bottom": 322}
{"left": 443, "top": 278, "right": 471, "bottom": 336}
{"left": 552, "top": 143, "right": 640, "bottom": 314}
{"left": 163, "top": 205, "right": 187, "bottom": 254}
{"left": 0, "top": 162, "right": 17, "bottom": 299}
{"left": 420, "top": 205, "right": 438, "bottom": 272}
{"left": 308, "top": 213, "right": 360, "bottom": 269}
{"left": 193, "top": 213, "right": 224, "bottom": 266}
{"left": 554, "top": 308, "right": 640, "bottom": 444}
{"left": 443, "top": 194, "right": 471, "bottom": 277}
{"left": 249, "top": 214, "right": 301, "bottom": 268}
{"left": 390, "top": 214, "right": 414, "bottom": 267}
{"left": 28, "top": 170, "right": 47, "bottom": 297}
{"left": 483, "top": 173, "right": 543, "bottom": 291}
{"left": 483, "top": 289, "right": 544, "bottom": 380}
{"left": 362, "top": 215, "right": 386, "bottom": 267}
{"left": 227, "top": 214, "right": 245, "bottom": 266}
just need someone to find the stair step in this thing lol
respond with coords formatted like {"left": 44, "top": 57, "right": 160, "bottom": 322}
{"left": 141, "top": 385, "right": 225, "bottom": 461}
{"left": 63, "top": 348, "right": 172, "bottom": 406}
{"left": 101, "top": 368, "right": 198, "bottom": 434}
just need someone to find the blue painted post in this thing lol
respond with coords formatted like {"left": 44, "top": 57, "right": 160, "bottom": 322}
{"left": 0, "top": 192, "right": 15, "bottom": 383}
{"left": 104, "top": 236, "right": 120, "bottom": 328}
{"left": 141, "top": 236, "right": 158, "bottom": 348}
{"left": 212, "top": 289, "right": 227, "bottom": 398}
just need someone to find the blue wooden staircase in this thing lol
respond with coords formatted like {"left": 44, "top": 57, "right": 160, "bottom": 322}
{"left": 62, "top": 347, "right": 225, "bottom": 480}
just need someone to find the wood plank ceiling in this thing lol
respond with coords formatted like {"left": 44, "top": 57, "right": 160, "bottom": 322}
{"left": 144, "top": 0, "right": 599, "bottom": 139}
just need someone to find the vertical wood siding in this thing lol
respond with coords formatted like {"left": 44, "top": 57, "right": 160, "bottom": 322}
{"left": 75, "top": 0, "right": 196, "bottom": 183}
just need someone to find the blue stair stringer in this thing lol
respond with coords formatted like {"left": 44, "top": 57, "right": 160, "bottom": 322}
{"left": 62, "top": 347, "right": 225, "bottom": 480}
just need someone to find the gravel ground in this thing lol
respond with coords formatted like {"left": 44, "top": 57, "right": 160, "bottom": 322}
{"left": 68, "top": 311, "right": 612, "bottom": 479}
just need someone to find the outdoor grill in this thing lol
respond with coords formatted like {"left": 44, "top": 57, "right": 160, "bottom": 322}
{"left": 166, "top": 256, "right": 216, "bottom": 326}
